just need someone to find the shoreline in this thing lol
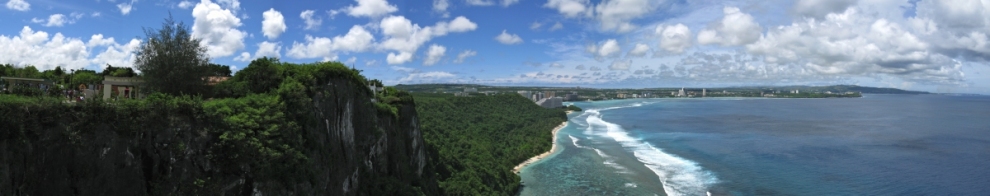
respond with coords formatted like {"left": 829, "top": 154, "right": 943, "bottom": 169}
{"left": 513, "top": 121, "right": 568, "bottom": 174}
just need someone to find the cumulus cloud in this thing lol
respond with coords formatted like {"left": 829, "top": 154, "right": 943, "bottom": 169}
{"left": 746, "top": 8, "right": 963, "bottom": 83}
{"left": 378, "top": 15, "right": 477, "bottom": 64}
{"left": 345, "top": 0, "right": 397, "bottom": 18}
{"left": 550, "top": 62, "right": 564, "bottom": 68}
{"left": 698, "top": 6, "right": 762, "bottom": 46}
{"left": 656, "top": 23, "right": 692, "bottom": 54}
{"left": 433, "top": 0, "right": 449, "bottom": 17}
{"left": 544, "top": 0, "right": 591, "bottom": 18}
{"left": 545, "top": 0, "right": 661, "bottom": 33}
{"left": 254, "top": 41, "right": 281, "bottom": 58}
{"left": 32, "top": 14, "right": 77, "bottom": 27}
{"left": 594, "top": 0, "right": 656, "bottom": 32}
{"left": 262, "top": 8, "right": 286, "bottom": 40}
{"left": 454, "top": 49, "right": 476, "bottom": 63}
{"left": 300, "top": 10, "right": 322, "bottom": 30}
{"left": 6, "top": 0, "right": 29, "bottom": 11}
{"left": 117, "top": 0, "right": 136, "bottom": 15}
{"left": 792, "top": 0, "right": 856, "bottom": 19}
{"left": 287, "top": 25, "right": 374, "bottom": 60}
{"left": 575, "top": 64, "right": 585, "bottom": 70}
{"left": 192, "top": 0, "right": 246, "bottom": 58}
{"left": 177, "top": 0, "right": 194, "bottom": 9}
{"left": 587, "top": 39, "right": 620, "bottom": 60}
{"left": 628, "top": 43, "right": 650, "bottom": 57}
{"left": 495, "top": 30, "right": 523, "bottom": 44}
{"left": 0, "top": 26, "right": 141, "bottom": 71}
{"left": 609, "top": 59, "right": 631, "bottom": 70}
{"left": 423, "top": 44, "right": 446, "bottom": 65}
{"left": 914, "top": 0, "right": 990, "bottom": 61}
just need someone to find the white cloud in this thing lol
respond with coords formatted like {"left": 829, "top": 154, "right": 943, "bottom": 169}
{"left": 596, "top": 39, "right": 620, "bottom": 59}
{"left": 549, "top": 22, "right": 564, "bottom": 31}
{"left": 502, "top": 0, "right": 519, "bottom": 7}
{"left": 746, "top": 8, "right": 963, "bottom": 83}
{"left": 433, "top": 0, "right": 449, "bottom": 17}
{"left": 465, "top": 0, "right": 494, "bottom": 6}
{"left": 345, "top": 56, "right": 357, "bottom": 64}
{"left": 698, "top": 6, "right": 762, "bottom": 46}
{"left": 91, "top": 38, "right": 142, "bottom": 69}
{"left": 608, "top": 59, "right": 631, "bottom": 70}
{"left": 177, "top": 0, "right": 194, "bottom": 9}
{"left": 300, "top": 10, "right": 322, "bottom": 30}
{"left": 345, "top": 0, "right": 398, "bottom": 18}
{"left": 378, "top": 15, "right": 477, "bottom": 64}
{"left": 192, "top": 0, "right": 247, "bottom": 58}
{"left": 387, "top": 52, "right": 413, "bottom": 64}
{"left": 530, "top": 22, "right": 543, "bottom": 30}
{"left": 254, "top": 41, "right": 281, "bottom": 58}
{"left": 262, "top": 8, "right": 286, "bottom": 39}
{"left": 495, "top": 30, "right": 523, "bottom": 44}
{"left": 656, "top": 23, "right": 692, "bottom": 54}
{"left": 395, "top": 71, "right": 456, "bottom": 84}
{"left": 6, "top": 0, "right": 29, "bottom": 11}
{"left": 550, "top": 62, "right": 564, "bottom": 68}
{"left": 423, "top": 44, "right": 446, "bottom": 66}
{"left": 31, "top": 13, "right": 81, "bottom": 27}
{"left": 545, "top": 0, "right": 591, "bottom": 18}
{"left": 117, "top": 0, "right": 136, "bottom": 15}
{"left": 0, "top": 26, "right": 142, "bottom": 71}
{"left": 628, "top": 43, "right": 649, "bottom": 57}
{"left": 287, "top": 25, "right": 374, "bottom": 60}
{"left": 91, "top": 12, "right": 102, "bottom": 17}
{"left": 594, "top": 0, "right": 656, "bottom": 33}
{"left": 914, "top": 0, "right": 990, "bottom": 61}
{"left": 233, "top": 52, "right": 251, "bottom": 61}
{"left": 454, "top": 49, "right": 477, "bottom": 63}
{"left": 793, "top": 0, "right": 856, "bottom": 19}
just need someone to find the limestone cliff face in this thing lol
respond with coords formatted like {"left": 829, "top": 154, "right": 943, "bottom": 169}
{"left": 0, "top": 79, "right": 437, "bottom": 195}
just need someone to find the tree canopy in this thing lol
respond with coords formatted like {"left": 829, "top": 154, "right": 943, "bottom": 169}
{"left": 134, "top": 16, "right": 210, "bottom": 96}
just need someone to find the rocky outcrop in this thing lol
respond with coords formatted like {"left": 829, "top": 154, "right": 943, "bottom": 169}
{"left": 0, "top": 78, "right": 437, "bottom": 195}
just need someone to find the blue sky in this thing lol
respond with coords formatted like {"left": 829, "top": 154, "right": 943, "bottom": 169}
{"left": 2, "top": 0, "right": 990, "bottom": 94}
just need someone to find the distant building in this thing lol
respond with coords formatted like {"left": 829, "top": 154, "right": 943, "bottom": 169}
{"left": 677, "top": 88, "right": 686, "bottom": 97}
{"left": 102, "top": 76, "right": 144, "bottom": 100}
{"left": 518, "top": 91, "right": 531, "bottom": 100}
{"left": 702, "top": 88, "right": 706, "bottom": 97}
{"left": 565, "top": 92, "right": 578, "bottom": 101}
{"left": 1, "top": 76, "right": 54, "bottom": 92}
{"left": 536, "top": 97, "right": 563, "bottom": 108}
{"left": 464, "top": 87, "right": 477, "bottom": 93}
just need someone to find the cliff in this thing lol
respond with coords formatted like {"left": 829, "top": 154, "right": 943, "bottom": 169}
{"left": 0, "top": 76, "right": 437, "bottom": 195}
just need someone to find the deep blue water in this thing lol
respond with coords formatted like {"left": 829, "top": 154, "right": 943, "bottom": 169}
{"left": 519, "top": 94, "right": 990, "bottom": 196}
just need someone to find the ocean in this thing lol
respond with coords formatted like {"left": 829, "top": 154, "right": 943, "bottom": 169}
{"left": 518, "top": 94, "right": 990, "bottom": 196}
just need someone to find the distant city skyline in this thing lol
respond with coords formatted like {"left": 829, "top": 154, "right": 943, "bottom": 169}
{"left": 2, "top": 0, "right": 990, "bottom": 94}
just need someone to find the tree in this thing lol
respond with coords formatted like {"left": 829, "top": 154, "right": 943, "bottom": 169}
{"left": 134, "top": 15, "right": 210, "bottom": 96}
{"left": 207, "top": 63, "right": 232, "bottom": 77}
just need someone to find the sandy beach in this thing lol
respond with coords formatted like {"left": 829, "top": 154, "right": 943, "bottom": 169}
{"left": 513, "top": 121, "right": 568, "bottom": 174}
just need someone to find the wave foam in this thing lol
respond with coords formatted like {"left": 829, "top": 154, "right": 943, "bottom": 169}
{"left": 586, "top": 109, "right": 716, "bottom": 196}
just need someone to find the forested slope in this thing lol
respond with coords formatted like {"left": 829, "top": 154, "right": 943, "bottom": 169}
{"left": 413, "top": 93, "right": 567, "bottom": 195}
{"left": 0, "top": 59, "right": 437, "bottom": 195}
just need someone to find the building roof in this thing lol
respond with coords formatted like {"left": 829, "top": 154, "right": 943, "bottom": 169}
{"left": 103, "top": 76, "right": 144, "bottom": 86}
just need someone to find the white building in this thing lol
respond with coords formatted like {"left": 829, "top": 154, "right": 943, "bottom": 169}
{"left": 677, "top": 88, "right": 686, "bottom": 97}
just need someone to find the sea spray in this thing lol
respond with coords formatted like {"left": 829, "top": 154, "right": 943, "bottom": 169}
{"left": 585, "top": 105, "right": 717, "bottom": 196}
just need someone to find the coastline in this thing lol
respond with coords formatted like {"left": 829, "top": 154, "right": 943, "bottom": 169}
{"left": 513, "top": 121, "right": 568, "bottom": 174}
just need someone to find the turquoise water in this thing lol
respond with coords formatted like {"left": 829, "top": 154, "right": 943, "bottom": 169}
{"left": 519, "top": 95, "right": 990, "bottom": 195}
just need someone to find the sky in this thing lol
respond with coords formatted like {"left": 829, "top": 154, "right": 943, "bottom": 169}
{"left": 2, "top": 0, "right": 990, "bottom": 94}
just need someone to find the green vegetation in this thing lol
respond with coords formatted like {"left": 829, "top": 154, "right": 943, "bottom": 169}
{"left": 135, "top": 16, "right": 211, "bottom": 96}
{"left": 566, "top": 104, "right": 582, "bottom": 111}
{"left": 413, "top": 93, "right": 566, "bottom": 195}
